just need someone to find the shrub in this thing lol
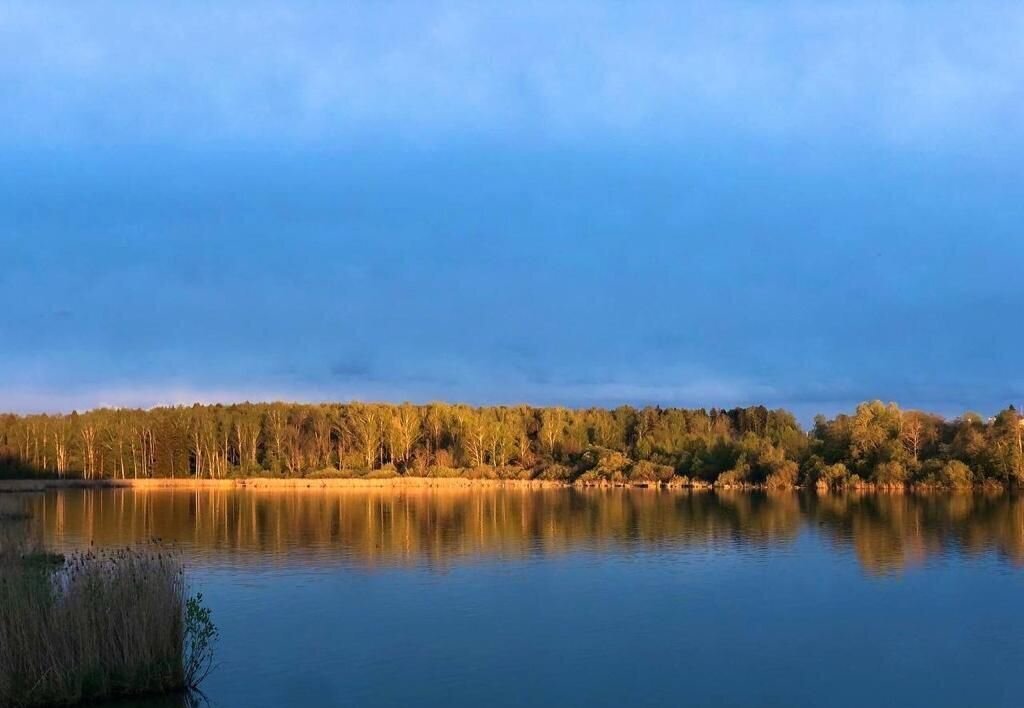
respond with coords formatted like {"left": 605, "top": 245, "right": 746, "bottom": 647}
{"left": 815, "top": 463, "right": 850, "bottom": 489}
{"left": 230, "top": 463, "right": 266, "bottom": 478}
{"left": 628, "top": 460, "right": 675, "bottom": 484}
{"left": 716, "top": 457, "right": 750, "bottom": 486}
{"left": 536, "top": 463, "right": 572, "bottom": 481}
{"left": 495, "top": 465, "right": 528, "bottom": 480}
{"left": 409, "top": 448, "right": 430, "bottom": 476}
{"left": 184, "top": 592, "right": 218, "bottom": 689}
{"left": 715, "top": 468, "right": 748, "bottom": 487}
{"left": 873, "top": 461, "right": 907, "bottom": 485}
{"left": 939, "top": 460, "right": 974, "bottom": 490}
{"left": 982, "top": 478, "right": 1005, "bottom": 493}
{"left": 365, "top": 468, "right": 398, "bottom": 479}
{"left": 432, "top": 449, "right": 454, "bottom": 468}
{"left": 578, "top": 447, "right": 631, "bottom": 482}
{"left": 425, "top": 466, "right": 461, "bottom": 478}
{"left": 765, "top": 460, "right": 799, "bottom": 488}
{"left": 307, "top": 467, "right": 357, "bottom": 479}
{"left": 464, "top": 466, "right": 498, "bottom": 480}
{"left": 916, "top": 459, "right": 945, "bottom": 485}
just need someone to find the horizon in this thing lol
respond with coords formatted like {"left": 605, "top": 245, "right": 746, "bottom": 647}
{"left": 4, "top": 2, "right": 1024, "bottom": 420}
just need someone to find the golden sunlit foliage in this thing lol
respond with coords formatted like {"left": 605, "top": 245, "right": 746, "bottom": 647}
{"left": 1, "top": 400, "right": 1021, "bottom": 489}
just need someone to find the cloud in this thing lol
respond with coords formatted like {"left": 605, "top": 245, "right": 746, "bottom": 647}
{"left": 3, "top": 2, "right": 1023, "bottom": 421}
{"left": 1, "top": 1, "right": 1023, "bottom": 149}
{"left": 3, "top": 139, "right": 1023, "bottom": 419}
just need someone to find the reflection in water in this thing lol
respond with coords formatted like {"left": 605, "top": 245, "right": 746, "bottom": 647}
{"left": 6, "top": 488, "right": 1024, "bottom": 708}
{"left": 813, "top": 492, "right": 1024, "bottom": 573}
{"left": 22, "top": 488, "right": 1024, "bottom": 574}
{"left": 83, "top": 693, "right": 197, "bottom": 708}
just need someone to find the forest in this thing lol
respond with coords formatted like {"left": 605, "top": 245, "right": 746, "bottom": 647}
{"left": 1, "top": 401, "right": 1022, "bottom": 490}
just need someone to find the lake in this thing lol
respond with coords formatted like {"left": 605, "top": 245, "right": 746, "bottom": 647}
{"left": 16, "top": 487, "right": 1024, "bottom": 707}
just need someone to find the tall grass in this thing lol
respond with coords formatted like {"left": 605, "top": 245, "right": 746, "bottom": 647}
{"left": 0, "top": 542, "right": 216, "bottom": 707}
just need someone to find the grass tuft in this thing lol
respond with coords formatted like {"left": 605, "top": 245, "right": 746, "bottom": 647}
{"left": 0, "top": 544, "right": 215, "bottom": 707}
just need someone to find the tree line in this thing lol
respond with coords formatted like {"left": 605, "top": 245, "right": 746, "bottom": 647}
{"left": 1, "top": 400, "right": 1022, "bottom": 489}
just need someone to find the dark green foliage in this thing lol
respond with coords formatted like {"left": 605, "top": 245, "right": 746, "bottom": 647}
{"left": 184, "top": 593, "right": 217, "bottom": 689}
{"left": 0, "top": 400, "right": 1021, "bottom": 488}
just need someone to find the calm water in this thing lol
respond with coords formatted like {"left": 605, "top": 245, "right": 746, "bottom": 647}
{"left": 15, "top": 488, "right": 1024, "bottom": 707}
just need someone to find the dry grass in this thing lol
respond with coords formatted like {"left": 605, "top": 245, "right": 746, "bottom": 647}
{"left": 0, "top": 542, "right": 215, "bottom": 707}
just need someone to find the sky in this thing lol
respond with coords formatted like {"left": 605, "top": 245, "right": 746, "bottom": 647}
{"left": 2, "top": 1, "right": 1024, "bottom": 421}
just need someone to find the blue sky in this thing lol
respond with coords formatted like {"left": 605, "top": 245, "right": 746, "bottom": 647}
{"left": 2, "top": 1, "right": 1023, "bottom": 419}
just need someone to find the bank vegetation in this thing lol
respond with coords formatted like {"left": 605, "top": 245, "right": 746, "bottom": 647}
{"left": 1, "top": 400, "right": 1022, "bottom": 491}
{"left": 0, "top": 507, "right": 216, "bottom": 707}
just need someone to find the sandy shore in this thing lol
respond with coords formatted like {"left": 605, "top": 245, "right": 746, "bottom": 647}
{"left": 0, "top": 477, "right": 577, "bottom": 493}
{"left": 0, "top": 477, "right": 988, "bottom": 495}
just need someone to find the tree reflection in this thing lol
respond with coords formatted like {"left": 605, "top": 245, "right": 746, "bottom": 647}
{"left": 25, "top": 488, "right": 1024, "bottom": 574}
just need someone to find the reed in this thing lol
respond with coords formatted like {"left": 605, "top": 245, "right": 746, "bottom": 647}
{"left": 0, "top": 543, "right": 216, "bottom": 706}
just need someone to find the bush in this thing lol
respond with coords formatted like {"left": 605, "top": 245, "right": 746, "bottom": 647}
{"left": 873, "top": 461, "right": 907, "bottom": 485}
{"left": 230, "top": 463, "right": 266, "bottom": 478}
{"left": 578, "top": 446, "right": 630, "bottom": 482}
{"left": 464, "top": 466, "right": 498, "bottom": 480}
{"left": 815, "top": 463, "right": 850, "bottom": 489}
{"left": 716, "top": 468, "right": 748, "bottom": 487}
{"left": 409, "top": 448, "right": 430, "bottom": 476}
{"left": 982, "top": 478, "right": 1005, "bottom": 493}
{"left": 716, "top": 457, "right": 750, "bottom": 486}
{"left": 340, "top": 452, "right": 367, "bottom": 470}
{"left": 628, "top": 460, "right": 675, "bottom": 484}
{"left": 916, "top": 458, "right": 945, "bottom": 485}
{"left": 184, "top": 593, "right": 218, "bottom": 688}
{"left": 939, "top": 460, "right": 974, "bottom": 489}
{"left": 495, "top": 465, "right": 529, "bottom": 480}
{"left": 432, "top": 449, "right": 454, "bottom": 468}
{"left": 536, "top": 463, "right": 572, "bottom": 481}
{"left": 365, "top": 468, "right": 398, "bottom": 479}
{"left": 307, "top": 467, "right": 357, "bottom": 479}
{"left": 765, "top": 460, "right": 799, "bottom": 488}
{"left": 425, "top": 466, "right": 461, "bottom": 478}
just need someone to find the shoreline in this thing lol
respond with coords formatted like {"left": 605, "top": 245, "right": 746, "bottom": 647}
{"left": 0, "top": 477, "right": 571, "bottom": 493}
{"left": 0, "top": 477, "right": 1007, "bottom": 494}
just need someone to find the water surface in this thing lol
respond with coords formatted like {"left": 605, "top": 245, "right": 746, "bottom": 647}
{"left": 20, "top": 488, "right": 1024, "bottom": 707}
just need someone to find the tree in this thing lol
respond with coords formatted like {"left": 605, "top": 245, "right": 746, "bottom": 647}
{"left": 900, "top": 413, "right": 923, "bottom": 462}
{"left": 988, "top": 407, "right": 1024, "bottom": 484}
{"left": 423, "top": 404, "right": 447, "bottom": 455}
{"left": 389, "top": 404, "right": 421, "bottom": 467}
{"left": 349, "top": 404, "right": 384, "bottom": 470}
{"left": 53, "top": 418, "right": 71, "bottom": 477}
{"left": 455, "top": 407, "right": 487, "bottom": 468}
{"left": 539, "top": 408, "right": 565, "bottom": 458}
{"left": 310, "top": 408, "right": 333, "bottom": 469}
{"left": 0, "top": 399, "right": 1021, "bottom": 490}
{"left": 265, "top": 407, "right": 286, "bottom": 474}
{"left": 234, "top": 411, "right": 261, "bottom": 470}
{"left": 80, "top": 421, "right": 98, "bottom": 479}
